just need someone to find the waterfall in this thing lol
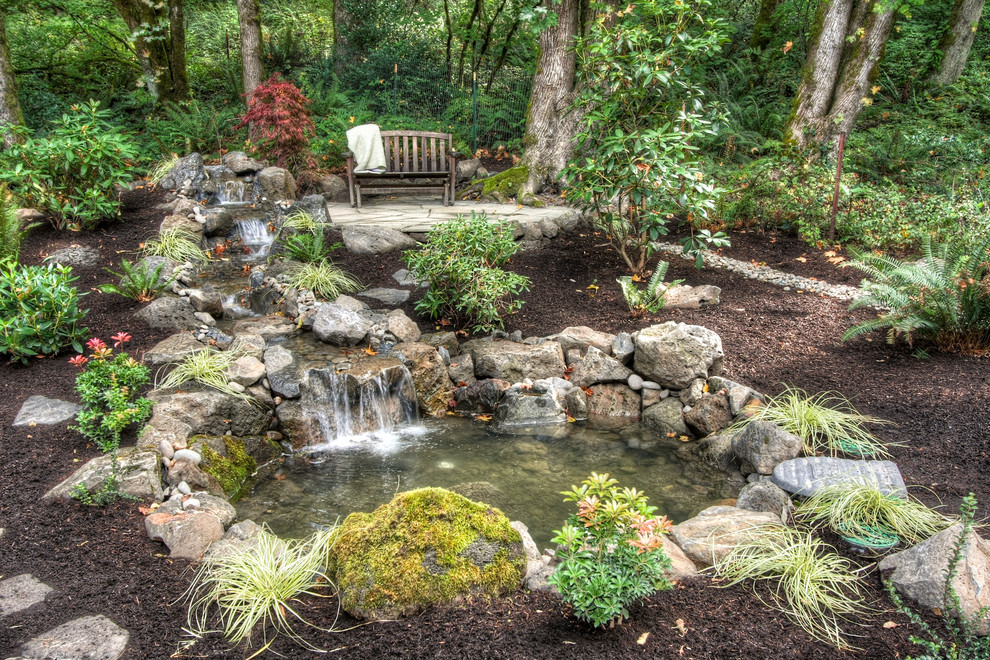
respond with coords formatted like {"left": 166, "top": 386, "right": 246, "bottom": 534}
{"left": 302, "top": 365, "right": 420, "bottom": 448}
{"left": 216, "top": 180, "right": 252, "bottom": 204}
{"left": 236, "top": 218, "right": 274, "bottom": 260}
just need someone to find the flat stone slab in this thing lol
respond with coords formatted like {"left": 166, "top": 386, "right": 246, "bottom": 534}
{"left": 16, "top": 614, "right": 129, "bottom": 659}
{"left": 326, "top": 198, "right": 580, "bottom": 233}
{"left": 0, "top": 574, "right": 53, "bottom": 617}
{"left": 13, "top": 396, "right": 81, "bottom": 426}
{"left": 772, "top": 457, "right": 907, "bottom": 498}
{"left": 358, "top": 287, "right": 410, "bottom": 305}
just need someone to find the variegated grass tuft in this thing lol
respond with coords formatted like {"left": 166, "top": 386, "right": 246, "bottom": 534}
{"left": 144, "top": 226, "right": 209, "bottom": 265}
{"left": 287, "top": 260, "right": 362, "bottom": 300}
{"left": 155, "top": 348, "right": 247, "bottom": 400}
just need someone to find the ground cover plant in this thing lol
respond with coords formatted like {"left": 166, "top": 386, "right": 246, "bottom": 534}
{"left": 142, "top": 227, "right": 209, "bottom": 265}
{"left": 155, "top": 348, "right": 248, "bottom": 400}
{"left": 97, "top": 258, "right": 175, "bottom": 302}
{"left": 286, "top": 260, "right": 362, "bottom": 300}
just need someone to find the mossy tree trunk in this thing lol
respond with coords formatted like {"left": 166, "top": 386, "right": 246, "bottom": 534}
{"left": 930, "top": 0, "right": 986, "bottom": 86}
{"left": 237, "top": 0, "right": 264, "bottom": 105}
{"left": 518, "top": 0, "right": 587, "bottom": 201}
{"left": 112, "top": 0, "right": 189, "bottom": 103}
{"left": 0, "top": 8, "right": 24, "bottom": 149}
{"left": 786, "top": 0, "right": 895, "bottom": 151}
{"left": 750, "top": 0, "right": 784, "bottom": 50}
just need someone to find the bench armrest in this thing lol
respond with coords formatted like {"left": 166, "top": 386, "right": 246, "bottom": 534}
{"left": 342, "top": 150, "right": 354, "bottom": 159}
{"left": 450, "top": 151, "right": 464, "bottom": 160}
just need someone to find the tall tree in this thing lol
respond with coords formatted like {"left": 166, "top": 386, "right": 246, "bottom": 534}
{"left": 750, "top": 0, "right": 783, "bottom": 50}
{"left": 786, "top": 0, "right": 896, "bottom": 150}
{"left": 112, "top": 0, "right": 188, "bottom": 103}
{"left": 237, "top": 0, "right": 264, "bottom": 104}
{"left": 0, "top": 7, "right": 24, "bottom": 148}
{"left": 930, "top": 0, "right": 985, "bottom": 85}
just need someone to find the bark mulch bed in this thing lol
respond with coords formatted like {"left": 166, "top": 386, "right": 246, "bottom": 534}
{"left": 1, "top": 188, "right": 986, "bottom": 659}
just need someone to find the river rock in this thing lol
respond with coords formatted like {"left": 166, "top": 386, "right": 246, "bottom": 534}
{"left": 393, "top": 342, "right": 454, "bottom": 416}
{"left": 880, "top": 524, "right": 990, "bottom": 634}
{"left": 342, "top": 225, "right": 418, "bottom": 254}
{"left": 585, "top": 383, "right": 640, "bottom": 425}
{"left": 684, "top": 392, "right": 733, "bottom": 438}
{"left": 387, "top": 309, "right": 421, "bottom": 343}
{"left": 257, "top": 166, "right": 296, "bottom": 202}
{"left": 188, "top": 287, "right": 224, "bottom": 316}
{"left": 135, "top": 296, "right": 201, "bottom": 331}
{"left": 469, "top": 339, "right": 566, "bottom": 383}
{"left": 633, "top": 322, "right": 724, "bottom": 390}
{"left": 312, "top": 303, "right": 373, "bottom": 346}
{"left": 145, "top": 509, "right": 225, "bottom": 561}
{"left": 550, "top": 326, "right": 616, "bottom": 356}
{"left": 15, "top": 614, "right": 129, "bottom": 660}
{"left": 663, "top": 284, "right": 721, "bottom": 310}
{"left": 226, "top": 355, "right": 266, "bottom": 387}
{"left": 732, "top": 420, "right": 803, "bottom": 475}
{"left": 144, "top": 333, "right": 208, "bottom": 366}
{"left": 569, "top": 346, "right": 633, "bottom": 389}
{"left": 771, "top": 457, "right": 907, "bottom": 497}
{"left": 228, "top": 332, "right": 266, "bottom": 360}
{"left": 642, "top": 397, "right": 690, "bottom": 437}
{"left": 13, "top": 395, "right": 81, "bottom": 426}
{"left": 670, "top": 506, "right": 783, "bottom": 566}
{"left": 43, "top": 448, "right": 163, "bottom": 503}
{"left": 736, "top": 480, "right": 791, "bottom": 518}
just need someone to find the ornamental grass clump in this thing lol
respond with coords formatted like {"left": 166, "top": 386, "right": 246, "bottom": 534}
{"left": 549, "top": 472, "right": 674, "bottom": 628}
{"left": 736, "top": 385, "right": 890, "bottom": 458}
{"left": 156, "top": 348, "right": 247, "bottom": 400}
{"left": 184, "top": 526, "right": 339, "bottom": 654}
{"left": 287, "top": 260, "right": 362, "bottom": 300}
{"left": 795, "top": 481, "right": 955, "bottom": 546}
{"left": 712, "top": 525, "right": 869, "bottom": 649}
{"left": 143, "top": 227, "right": 209, "bottom": 265}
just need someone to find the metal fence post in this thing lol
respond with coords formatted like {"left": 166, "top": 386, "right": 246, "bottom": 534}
{"left": 393, "top": 63, "right": 398, "bottom": 114}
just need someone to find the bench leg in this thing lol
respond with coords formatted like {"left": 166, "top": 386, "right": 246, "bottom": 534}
{"left": 356, "top": 184, "right": 362, "bottom": 209}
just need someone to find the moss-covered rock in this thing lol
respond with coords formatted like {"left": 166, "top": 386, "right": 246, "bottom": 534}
{"left": 330, "top": 487, "right": 525, "bottom": 620}
{"left": 191, "top": 434, "right": 277, "bottom": 500}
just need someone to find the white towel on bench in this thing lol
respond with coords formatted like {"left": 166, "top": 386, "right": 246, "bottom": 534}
{"left": 346, "top": 124, "right": 387, "bottom": 173}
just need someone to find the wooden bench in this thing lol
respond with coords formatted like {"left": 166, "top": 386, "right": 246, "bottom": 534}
{"left": 343, "top": 130, "right": 461, "bottom": 208}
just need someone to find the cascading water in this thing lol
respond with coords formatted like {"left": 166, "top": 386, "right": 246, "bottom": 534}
{"left": 216, "top": 180, "right": 252, "bottom": 204}
{"left": 236, "top": 218, "right": 274, "bottom": 261}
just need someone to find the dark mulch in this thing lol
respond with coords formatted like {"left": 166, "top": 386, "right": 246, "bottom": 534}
{"left": 1, "top": 188, "right": 986, "bottom": 659}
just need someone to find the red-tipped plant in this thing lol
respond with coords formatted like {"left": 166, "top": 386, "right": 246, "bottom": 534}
{"left": 235, "top": 74, "right": 316, "bottom": 171}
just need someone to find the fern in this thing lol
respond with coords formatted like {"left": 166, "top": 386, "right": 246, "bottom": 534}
{"left": 97, "top": 259, "right": 175, "bottom": 302}
{"left": 0, "top": 183, "right": 38, "bottom": 264}
{"left": 616, "top": 261, "right": 684, "bottom": 315}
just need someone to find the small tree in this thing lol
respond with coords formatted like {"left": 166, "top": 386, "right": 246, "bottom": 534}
{"left": 235, "top": 74, "right": 315, "bottom": 171}
{"left": 562, "top": 0, "right": 726, "bottom": 276}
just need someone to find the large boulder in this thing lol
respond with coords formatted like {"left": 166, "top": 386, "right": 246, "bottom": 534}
{"left": 732, "top": 420, "right": 803, "bottom": 475}
{"left": 139, "top": 389, "right": 271, "bottom": 451}
{"left": 312, "top": 303, "right": 374, "bottom": 346}
{"left": 314, "top": 173, "right": 349, "bottom": 201}
{"left": 264, "top": 344, "right": 303, "bottom": 398}
{"left": 585, "top": 383, "right": 641, "bottom": 425}
{"left": 342, "top": 225, "right": 418, "bottom": 254}
{"left": 392, "top": 342, "right": 453, "bottom": 416}
{"left": 736, "top": 480, "right": 792, "bottom": 517}
{"left": 330, "top": 488, "right": 525, "bottom": 620}
{"left": 684, "top": 393, "right": 733, "bottom": 438}
{"left": 670, "top": 505, "right": 783, "bottom": 566}
{"left": 880, "top": 524, "right": 990, "bottom": 634}
{"left": 135, "top": 296, "right": 201, "bottom": 332}
{"left": 43, "top": 448, "right": 163, "bottom": 503}
{"left": 145, "top": 509, "right": 225, "bottom": 561}
{"left": 493, "top": 383, "right": 567, "bottom": 431}
{"left": 568, "top": 346, "right": 632, "bottom": 389}
{"left": 160, "top": 152, "right": 205, "bottom": 192}
{"left": 771, "top": 457, "right": 907, "bottom": 498}
{"left": 469, "top": 340, "right": 566, "bottom": 383}
{"left": 453, "top": 378, "right": 511, "bottom": 414}
{"left": 633, "top": 322, "right": 724, "bottom": 390}
{"left": 222, "top": 150, "right": 265, "bottom": 174}
{"left": 549, "top": 326, "right": 616, "bottom": 356}
{"left": 257, "top": 166, "right": 296, "bottom": 202}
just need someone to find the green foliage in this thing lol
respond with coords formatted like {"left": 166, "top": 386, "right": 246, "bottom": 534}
{"left": 549, "top": 473, "right": 674, "bottom": 628}
{"left": 287, "top": 260, "right": 362, "bottom": 300}
{"left": 145, "top": 154, "right": 180, "bottom": 186}
{"left": 616, "top": 261, "right": 684, "bottom": 316}
{"left": 842, "top": 234, "right": 990, "bottom": 354}
{"left": 71, "top": 334, "right": 153, "bottom": 453}
{"left": 282, "top": 230, "right": 340, "bottom": 264}
{"left": 0, "top": 101, "right": 138, "bottom": 230}
{"left": 0, "top": 261, "right": 88, "bottom": 363}
{"left": 713, "top": 525, "right": 868, "bottom": 649}
{"left": 0, "top": 184, "right": 38, "bottom": 264}
{"left": 97, "top": 259, "right": 175, "bottom": 302}
{"left": 679, "top": 229, "right": 731, "bottom": 269}
{"left": 156, "top": 348, "right": 249, "bottom": 401}
{"left": 184, "top": 526, "right": 339, "bottom": 653}
{"left": 147, "top": 100, "right": 240, "bottom": 157}
{"left": 888, "top": 494, "right": 990, "bottom": 660}
{"left": 403, "top": 213, "right": 529, "bottom": 332}
{"left": 796, "top": 482, "right": 955, "bottom": 546}
{"left": 562, "top": 0, "right": 727, "bottom": 276}
{"left": 70, "top": 457, "right": 136, "bottom": 507}
{"left": 733, "top": 385, "right": 890, "bottom": 458}
{"left": 143, "top": 227, "right": 208, "bottom": 265}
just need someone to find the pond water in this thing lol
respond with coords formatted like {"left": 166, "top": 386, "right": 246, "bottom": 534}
{"left": 235, "top": 416, "right": 737, "bottom": 548}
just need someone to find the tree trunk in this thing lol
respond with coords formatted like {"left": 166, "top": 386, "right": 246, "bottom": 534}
{"left": 750, "top": 0, "right": 783, "bottom": 50}
{"left": 518, "top": 0, "right": 584, "bottom": 198}
{"left": 237, "top": 0, "right": 264, "bottom": 105}
{"left": 930, "top": 0, "right": 986, "bottom": 86}
{"left": 0, "top": 8, "right": 24, "bottom": 148}
{"left": 786, "top": 0, "right": 854, "bottom": 149}
{"left": 112, "top": 0, "right": 188, "bottom": 103}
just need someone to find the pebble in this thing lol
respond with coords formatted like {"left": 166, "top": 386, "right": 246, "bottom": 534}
{"left": 627, "top": 374, "right": 644, "bottom": 390}
{"left": 159, "top": 439, "right": 175, "bottom": 460}
{"left": 641, "top": 381, "right": 662, "bottom": 390}
{"left": 161, "top": 457, "right": 171, "bottom": 471}
{"left": 173, "top": 448, "right": 202, "bottom": 465}
{"left": 177, "top": 481, "right": 192, "bottom": 495}
{"left": 182, "top": 497, "right": 201, "bottom": 510}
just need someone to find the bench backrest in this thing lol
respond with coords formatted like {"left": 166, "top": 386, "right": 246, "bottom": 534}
{"left": 380, "top": 130, "right": 453, "bottom": 174}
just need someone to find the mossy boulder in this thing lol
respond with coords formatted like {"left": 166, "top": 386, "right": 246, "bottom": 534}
{"left": 189, "top": 435, "right": 278, "bottom": 500}
{"left": 330, "top": 487, "right": 525, "bottom": 620}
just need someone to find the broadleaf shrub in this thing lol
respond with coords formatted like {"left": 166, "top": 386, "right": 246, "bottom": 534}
{"left": 0, "top": 100, "right": 138, "bottom": 230}
{"left": 236, "top": 74, "right": 316, "bottom": 171}
{"left": 403, "top": 213, "right": 529, "bottom": 332}
{"left": 0, "top": 261, "right": 89, "bottom": 362}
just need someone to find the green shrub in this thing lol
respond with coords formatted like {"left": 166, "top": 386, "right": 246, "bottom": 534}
{"left": 148, "top": 100, "right": 241, "bottom": 157}
{"left": 70, "top": 334, "right": 152, "bottom": 453}
{"left": 0, "top": 183, "right": 38, "bottom": 264}
{"left": 0, "top": 261, "right": 88, "bottom": 362}
{"left": 0, "top": 101, "right": 138, "bottom": 231}
{"left": 843, "top": 234, "right": 990, "bottom": 354}
{"left": 549, "top": 473, "right": 674, "bottom": 628}
{"left": 97, "top": 258, "right": 175, "bottom": 302}
{"left": 403, "top": 212, "right": 529, "bottom": 332}
{"left": 287, "top": 260, "right": 362, "bottom": 300}
{"left": 282, "top": 230, "right": 340, "bottom": 264}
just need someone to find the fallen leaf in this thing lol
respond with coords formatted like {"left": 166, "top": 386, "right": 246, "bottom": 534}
{"left": 823, "top": 250, "right": 837, "bottom": 257}
{"left": 828, "top": 256, "right": 846, "bottom": 264}
{"left": 783, "top": 40, "right": 793, "bottom": 53}
{"left": 637, "top": 632, "right": 650, "bottom": 645}
{"left": 364, "top": 347, "right": 378, "bottom": 356}
{"left": 675, "top": 618, "right": 687, "bottom": 636}
{"left": 794, "top": 256, "right": 807, "bottom": 263}
{"left": 567, "top": 416, "right": 577, "bottom": 423}
{"left": 476, "top": 414, "right": 493, "bottom": 422}
{"left": 679, "top": 435, "right": 690, "bottom": 442}
{"left": 702, "top": 383, "right": 709, "bottom": 393}
{"left": 631, "top": 273, "right": 643, "bottom": 282}
{"left": 666, "top": 432, "right": 677, "bottom": 438}
{"left": 586, "top": 284, "right": 599, "bottom": 290}
{"left": 883, "top": 621, "right": 899, "bottom": 629}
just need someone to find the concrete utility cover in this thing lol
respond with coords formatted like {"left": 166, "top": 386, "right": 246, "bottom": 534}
{"left": 772, "top": 457, "right": 907, "bottom": 498}
{"left": 0, "top": 574, "right": 53, "bottom": 618}
{"left": 13, "top": 395, "right": 82, "bottom": 426}
{"left": 16, "top": 615, "right": 129, "bottom": 659}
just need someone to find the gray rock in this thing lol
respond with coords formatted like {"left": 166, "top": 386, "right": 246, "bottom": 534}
{"left": 696, "top": 433, "right": 737, "bottom": 471}
{"left": 684, "top": 393, "right": 733, "bottom": 438}
{"left": 222, "top": 150, "right": 265, "bottom": 174}
{"left": 663, "top": 284, "right": 722, "bottom": 309}
{"left": 643, "top": 397, "right": 690, "bottom": 437}
{"left": 709, "top": 377, "right": 763, "bottom": 416}
{"left": 469, "top": 340, "right": 566, "bottom": 383}
{"left": 193, "top": 311, "right": 216, "bottom": 326}
{"left": 13, "top": 395, "right": 81, "bottom": 426}
{"left": 158, "top": 492, "right": 236, "bottom": 528}
{"left": 586, "top": 383, "right": 641, "bottom": 424}
{"left": 312, "top": 303, "right": 373, "bottom": 346}
{"left": 161, "top": 152, "right": 205, "bottom": 191}
{"left": 564, "top": 387, "right": 589, "bottom": 420}
{"left": 135, "top": 296, "right": 201, "bottom": 332}
{"left": 453, "top": 378, "right": 510, "bottom": 414}
{"left": 44, "top": 245, "right": 101, "bottom": 267}
{"left": 392, "top": 268, "right": 420, "bottom": 286}
{"left": 387, "top": 309, "right": 421, "bottom": 343}
{"left": 140, "top": 389, "right": 271, "bottom": 451}
{"left": 144, "top": 333, "right": 208, "bottom": 366}
{"left": 0, "top": 574, "right": 53, "bottom": 617}
{"left": 494, "top": 385, "right": 567, "bottom": 431}
{"left": 342, "top": 225, "right": 418, "bottom": 254}
{"left": 670, "top": 506, "right": 783, "bottom": 566}
{"left": 16, "top": 614, "right": 129, "bottom": 660}
{"left": 226, "top": 355, "right": 266, "bottom": 387}
{"left": 732, "top": 420, "right": 803, "bottom": 475}
{"left": 204, "top": 519, "right": 264, "bottom": 560}
{"left": 43, "top": 448, "right": 163, "bottom": 503}
{"left": 393, "top": 342, "right": 455, "bottom": 418}
{"left": 16, "top": 207, "right": 45, "bottom": 222}
{"left": 678, "top": 378, "right": 706, "bottom": 407}
{"left": 229, "top": 333, "right": 266, "bottom": 360}
{"left": 176, "top": 480, "right": 191, "bottom": 495}
{"left": 772, "top": 457, "right": 907, "bottom": 497}
{"left": 627, "top": 374, "right": 644, "bottom": 390}
{"left": 551, "top": 326, "right": 616, "bottom": 356}
{"left": 166, "top": 458, "right": 225, "bottom": 497}
{"left": 612, "top": 332, "right": 635, "bottom": 365}
{"left": 736, "top": 480, "right": 791, "bottom": 518}
{"left": 160, "top": 213, "right": 203, "bottom": 238}
{"left": 173, "top": 448, "right": 202, "bottom": 465}
{"left": 456, "top": 158, "right": 481, "bottom": 182}
{"left": 359, "top": 287, "right": 411, "bottom": 305}
{"left": 569, "top": 346, "right": 633, "bottom": 389}
{"left": 257, "top": 166, "right": 296, "bottom": 202}
{"left": 314, "top": 172, "right": 349, "bottom": 201}
{"left": 264, "top": 345, "right": 302, "bottom": 398}
{"left": 333, "top": 294, "right": 367, "bottom": 311}
{"left": 188, "top": 288, "right": 224, "bottom": 316}
{"left": 879, "top": 524, "right": 990, "bottom": 633}
{"left": 447, "top": 353, "right": 474, "bottom": 385}
{"left": 511, "top": 520, "right": 555, "bottom": 591}
{"left": 663, "top": 536, "right": 700, "bottom": 580}
{"left": 230, "top": 316, "right": 300, "bottom": 342}
{"left": 420, "top": 331, "right": 459, "bottom": 355}
{"left": 633, "top": 322, "right": 725, "bottom": 390}
{"left": 145, "top": 509, "right": 225, "bottom": 561}
{"left": 201, "top": 206, "right": 233, "bottom": 237}
{"left": 538, "top": 218, "right": 559, "bottom": 238}
{"left": 159, "top": 439, "right": 175, "bottom": 460}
